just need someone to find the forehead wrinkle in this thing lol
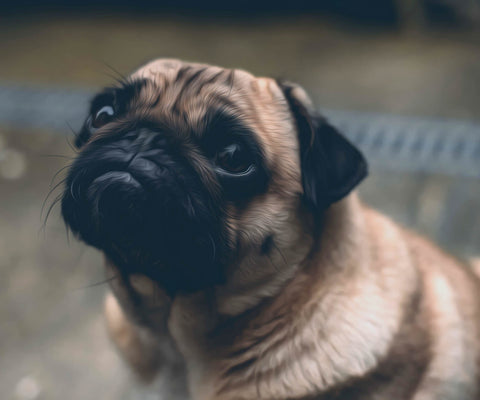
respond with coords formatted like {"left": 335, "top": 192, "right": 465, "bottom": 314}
{"left": 193, "top": 70, "right": 228, "bottom": 95}
{"left": 131, "top": 61, "right": 256, "bottom": 128}
{"left": 133, "top": 80, "right": 163, "bottom": 108}
{"left": 195, "top": 96, "right": 244, "bottom": 136}
{"left": 163, "top": 92, "right": 240, "bottom": 139}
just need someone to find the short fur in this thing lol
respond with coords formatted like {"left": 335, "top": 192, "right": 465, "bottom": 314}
{"left": 62, "top": 59, "right": 480, "bottom": 400}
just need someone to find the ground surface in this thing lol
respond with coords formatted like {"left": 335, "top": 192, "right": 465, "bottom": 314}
{"left": 0, "top": 14, "right": 479, "bottom": 400}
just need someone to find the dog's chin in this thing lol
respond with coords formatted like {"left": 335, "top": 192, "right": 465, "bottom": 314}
{"left": 61, "top": 152, "right": 225, "bottom": 294}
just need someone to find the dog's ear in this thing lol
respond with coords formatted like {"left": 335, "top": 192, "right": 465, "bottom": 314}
{"left": 277, "top": 80, "right": 368, "bottom": 215}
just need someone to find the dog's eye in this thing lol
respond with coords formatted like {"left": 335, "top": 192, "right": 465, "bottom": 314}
{"left": 92, "top": 105, "right": 115, "bottom": 129}
{"left": 215, "top": 143, "right": 253, "bottom": 174}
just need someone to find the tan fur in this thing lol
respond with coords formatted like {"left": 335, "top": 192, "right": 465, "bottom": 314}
{"left": 101, "top": 59, "right": 480, "bottom": 399}
{"left": 104, "top": 291, "right": 161, "bottom": 382}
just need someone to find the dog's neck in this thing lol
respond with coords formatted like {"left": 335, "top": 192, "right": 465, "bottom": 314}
{"left": 168, "top": 193, "right": 419, "bottom": 400}
{"left": 214, "top": 200, "right": 316, "bottom": 317}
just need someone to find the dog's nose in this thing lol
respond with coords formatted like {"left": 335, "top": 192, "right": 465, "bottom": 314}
{"left": 86, "top": 170, "right": 147, "bottom": 238}
{"left": 124, "top": 129, "right": 165, "bottom": 153}
{"left": 135, "top": 130, "right": 156, "bottom": 148}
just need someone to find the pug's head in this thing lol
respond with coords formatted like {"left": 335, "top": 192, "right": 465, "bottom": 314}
{"left": 61, "top": 59, "right": 367, "bottom": 296}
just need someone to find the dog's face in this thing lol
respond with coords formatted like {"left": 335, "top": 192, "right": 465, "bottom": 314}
{"left": 61, "top": 59, "right": 367, "bottom": 296}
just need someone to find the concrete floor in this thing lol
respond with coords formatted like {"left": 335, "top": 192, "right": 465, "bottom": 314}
{"left": 1, "top": 13, "right": 479, "bottom": 400}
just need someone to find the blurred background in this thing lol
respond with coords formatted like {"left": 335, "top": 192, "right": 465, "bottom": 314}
{"left": 1, "top": 1, "right": 480, "bottom": 399}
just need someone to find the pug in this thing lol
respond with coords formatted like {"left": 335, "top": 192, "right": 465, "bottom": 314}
{"left": 61, "top": 59, "right": 480, "bottom": 400}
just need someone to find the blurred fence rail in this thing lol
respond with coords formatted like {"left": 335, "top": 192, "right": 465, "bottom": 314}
{"left": 1, "top": 82, "right": 479, "bottom": 178}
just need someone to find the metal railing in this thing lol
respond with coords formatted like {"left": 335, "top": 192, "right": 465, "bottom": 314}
{"left": 1, "top": 82, "right": 479, "bottom": 178}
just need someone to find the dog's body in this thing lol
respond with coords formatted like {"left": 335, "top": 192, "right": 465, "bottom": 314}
{"left": 105, "top": 195, "right": 480, "bottom": 400}
{"left": 61, "top": 59, "right": 480, "bottom": 399}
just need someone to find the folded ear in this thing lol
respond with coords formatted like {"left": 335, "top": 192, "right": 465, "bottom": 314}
{"left": 277, "top": 80, "right": 368, "bottom": 215}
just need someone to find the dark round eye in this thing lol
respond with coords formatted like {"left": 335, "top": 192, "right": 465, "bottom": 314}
{"left": 92, "top": 105, "right": 115, "bottom": 129}
{"left": 215, "top": 143, "right": 253, "bottom": 174}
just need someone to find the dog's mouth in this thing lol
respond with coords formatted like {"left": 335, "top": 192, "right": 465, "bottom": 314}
{"left": 61, "top": 129, "right": 225, "bottom": 294}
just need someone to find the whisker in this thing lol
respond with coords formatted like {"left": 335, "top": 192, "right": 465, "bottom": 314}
{"left": 41, "top": 177, "right": 67, "bottom": 219}
{"left": 40, "top": 154, "right": 74, "bottom": 160}
{"left": 49, "top": 164, "right": 71, "bottom": 188}
{"left": 65, "top": 131, "right": 80, "bottom": 154}
{"left": 103, "top": 62, "right": 128, "bottom": 85}
{"left": 208, "top": 233, "right": 217, "bottom": 263}
{"left": 70, "top": 171, "right": 85, "bottom": 203}
{"left": 76, "top": 274, "right": 119, "bottom": 290}
{"left": 39, "top": 193, "right": 64, "bottom": 235}
{"left": 104, "top": 72, "right": 128, "bottom": 87}
{"left": 66, "top": 121, "right": 81, "bottom": 139}
{"left": 65, "top": 222, "right": 71, "bottom": 245}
